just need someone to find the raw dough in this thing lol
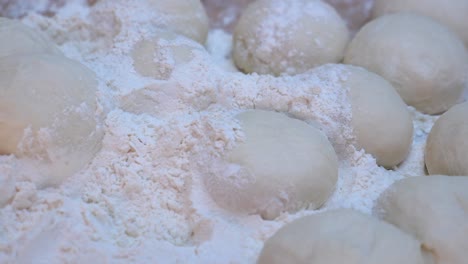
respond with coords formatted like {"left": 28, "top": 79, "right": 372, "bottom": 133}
{"left": 425, "top": 102, "right": 468, "bottom": 175}
{"left": 258, "top": 209, "right": 432, "bottom": 264}
{"left": 0, "top": 17, "right": 61, "bottom": 58}
{"left": 147, "top": 0, "right": 209, "bottom": 44}
{"left": 0, "top": 54, "right": 104, "bottom": 187}
{"left": 372, "top": 0, "right": 468, "bottom": 48}
{"left": 205, "top": 110, "right": 338, "bottom": 220}
{"left": 374, "top": 176, "right": 468, "bottom": 264}
{"left": 131, "top": 31, "right": 203, "bottom": 80}
{"left": 343, "top": 64, "right": 413, "bottom": 168}
{"left": 344, "top": 12, "right": 468, "bottom": 114}
{"left": 233, "top": 0, "right": 349, "bottom": 76}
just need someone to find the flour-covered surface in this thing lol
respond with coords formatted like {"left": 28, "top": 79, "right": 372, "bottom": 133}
{"left": 0, "top": 0, "right": 458, "bottom": 263}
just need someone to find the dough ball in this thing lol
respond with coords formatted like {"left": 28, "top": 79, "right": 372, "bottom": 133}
{"left": 131, "top": 31, "right": 203, "bottom": 80}
{"left": 258, "top": 209, "right": 431, "bottom": 264}
{"left": 205, "top": 110, "right": 338, "bottom": 220}
{"left": 374, "top": 176, "right": 468, "bottom": 264}
{"left": 0, "top": 17, "right": 61, "bottom": 58}
{"left": 147, "top": 0, "right": 209, "bottom": 44}
{"left": 232, "top": 0, "right": 349, "bottom": 76}
{"left": 343, "top": 64, "right": 413, "bottom": 167}
{"left": 344, "top": 12, "right": 468, "bottom": 114}
{"left": 372, "top": 0, "right": 468, "bottom": 49}
{"left": 425, "top": 102, "right": 468, "bottom": 176}
{"left": 0, "top": 54, "right": 104, "bottom": 187}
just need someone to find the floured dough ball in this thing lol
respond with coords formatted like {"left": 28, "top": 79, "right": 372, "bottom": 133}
{"left": 146, "top": 0, "right": 209, "bottom": 44}
{"left": 131, "top": 31, "right": 204, "bottom": 80}
{"left": 258, "top": 209, "right": 431, "bottom": 264}
{"left": 233, "top": 0, "right": 349, "bottom": 76}
{"left": 205, "top": 110, "right": 338, "bottom": 220}
{"left": 344, "top": 13, "right": 468, "bottom": 114}
{"left": 372, "top": 0, "right": 468, "bottom": 48}
{"left": 0, "top": 54, "right": 104, "bottom": 187}
{"left": 0, "top": 17, "right": 61, "bottom": 58}
{"left": 425, "top": 102, "right": 468, "bottom": 176}
{"left": 374, "top": 176, "right": 468, "bottom": 264}
{"left": 342, "top": 65, "right": 413, "bottom": 167}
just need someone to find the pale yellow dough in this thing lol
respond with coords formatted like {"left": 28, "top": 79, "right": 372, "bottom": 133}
{"left": 0, "top": 17, "right": 61, "bottom": 58}
{"left": 0, "top": 54, "right": 104, "bottom": 187}
{"left": 258, "top": 209, "right": 431, "bottom": 264}
{"left": 344, "top": 13, "right": 468, "bottom": 114}
{"left": 374, "top": 176, "right": 468, "bottom": 264}
{"left": 233, "top": 0, "right": 349, "bottom": 76}
{"left": 425, "top": 102, "right": 468, "bottom": 176}
{"left": 205, "top": 110, "right": 338, "bottom": 220}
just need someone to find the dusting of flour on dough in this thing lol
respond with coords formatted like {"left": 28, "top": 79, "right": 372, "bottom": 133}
{"left": 0, "top": 0, "right": 444, "bottom": 263}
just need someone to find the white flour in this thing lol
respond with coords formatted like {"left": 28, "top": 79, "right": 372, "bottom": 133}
{"left": 0, "top": 0, "right": 447, "bottom": 263}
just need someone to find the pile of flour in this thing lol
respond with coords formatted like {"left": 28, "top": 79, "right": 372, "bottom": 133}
{"left": 0, "top": 0, "right": 450, "bottom": 263}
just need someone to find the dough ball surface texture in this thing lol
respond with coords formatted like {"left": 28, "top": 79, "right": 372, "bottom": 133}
{"left": 372, "top": 0, "right": 468, "bottom": 48}
{"left": 0, "top": 17, "right": 61, "bottom": 58}
{"left": 425, "top": 102, "right": 468, "bottom": 176}
{"left": 374, "top": 176, "right": 468, "bottom": 264}
{"left": 233, "top": 0, "right": 349, "bottom": 76}
{"left": 258, "top": 209, "right": 430, "bottom": 264}
{"left": 0, "top": 54, "right": 104, "bottom": 187}
{"left": 341, "top": 64, "right": 413, "bottom": 167}
{"left": 131, "top": 31, "right": 203, "bottom": 80}
{"left": 344, "top": 12, "right": 468, "bottom": 114}
{"left": 147, "top": 0, "right": 209, "bottom": 44}
{"left": 205, "top": 110, "right": 338, "bottom": 220}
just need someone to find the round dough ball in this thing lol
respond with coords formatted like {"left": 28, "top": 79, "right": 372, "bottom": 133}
{"left": 205, "top": 110, "right": 338, "bottom": 220}
{"left": 0, "top": 17, "right": 61, "bottom": 58}
{"left": 147, "top": 0, "right": 209, "bottom": 44}
{"left": 372, "top": 0, "right": 468, "bottom": 49}
{"left": 131, "top": 31, "right": 204, "bottom": 80}
{"left": 343, "top": 65, "right": 413, "bottom": 168}
{"left": 233, "top": 0, "right": 349, "bottom": 76}
{"left": 425, "top": 102, "right": 468, "bottom": 175}
{"left": 344, "top": 12, "right": 468, "bottom": 114}
{"left": 258, "top": 209, "right": 431, "bottom": 264}
{"left": 0, "top": 54, "right": 104, "bottom": 187}
{"left": 374, "top": 176, "right": 468, "bottom": 264}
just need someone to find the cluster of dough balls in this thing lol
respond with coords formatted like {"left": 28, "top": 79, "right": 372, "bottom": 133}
{"left": 345, "top": 12, "right": 468, "bottom": 114}
{"left": 146, "top": 0, "right": 209, "bottom": 44}
{"left": 0, "top": 18, "right": 104, "bottom": 189}
{"left": 374, "top": 176, "right": 468, "bottom": 264}
{"left": 258, "top": 209, "right": 432, "bottom": 264}
{"left": 425, "top": 102, "right": 468, "bottom": 176}
{"left": 205, "top": 110, "right": 338, "bottom": 220}
{"left": 233, "top": 0, "right": 349, "bottom": 76}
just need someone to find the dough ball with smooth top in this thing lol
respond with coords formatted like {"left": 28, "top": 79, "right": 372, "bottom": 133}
{"left": 344, "top": 12, "right": 468, "bottom": 114}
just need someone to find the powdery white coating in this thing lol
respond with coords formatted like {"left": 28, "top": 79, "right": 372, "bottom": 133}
{"left": 344, "top": 12, "right": 468, "bottom": 114}
{"left": 258, "top": 209, "right": 430, "bottom": 264}
{"left": 0, "top": 161, "right": 15, "bottom": 207}
{"left": 374, "top": 176, "right": 468, "bottom": 264}
{"left": 233, "top": 0, "right": 349, "bottom": 76}
{"left": 206, "top": 110, "right": 338, "bottom": 220}
{"left": 131, "top": 31, "right": 204, "bottom": 80}
{"left": 425, "top": 102, "right": 468, "bottom": 176}
{"left": 0, "top": 1, "right": 437, "bottom": 263}
{"left": 0, "top": 54, "right": 104, "bottom": 187}
{"left": 146, "top": 0, "right": 209, "bottom": 44}
{"left": 0, "top": 17, "right": 61, "bottom": 57}
{"left": 372, "top": 0, "right": 468, "bottom": 48}
{"left": 343, "top": 64, "right": 413, "bottom": 168}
